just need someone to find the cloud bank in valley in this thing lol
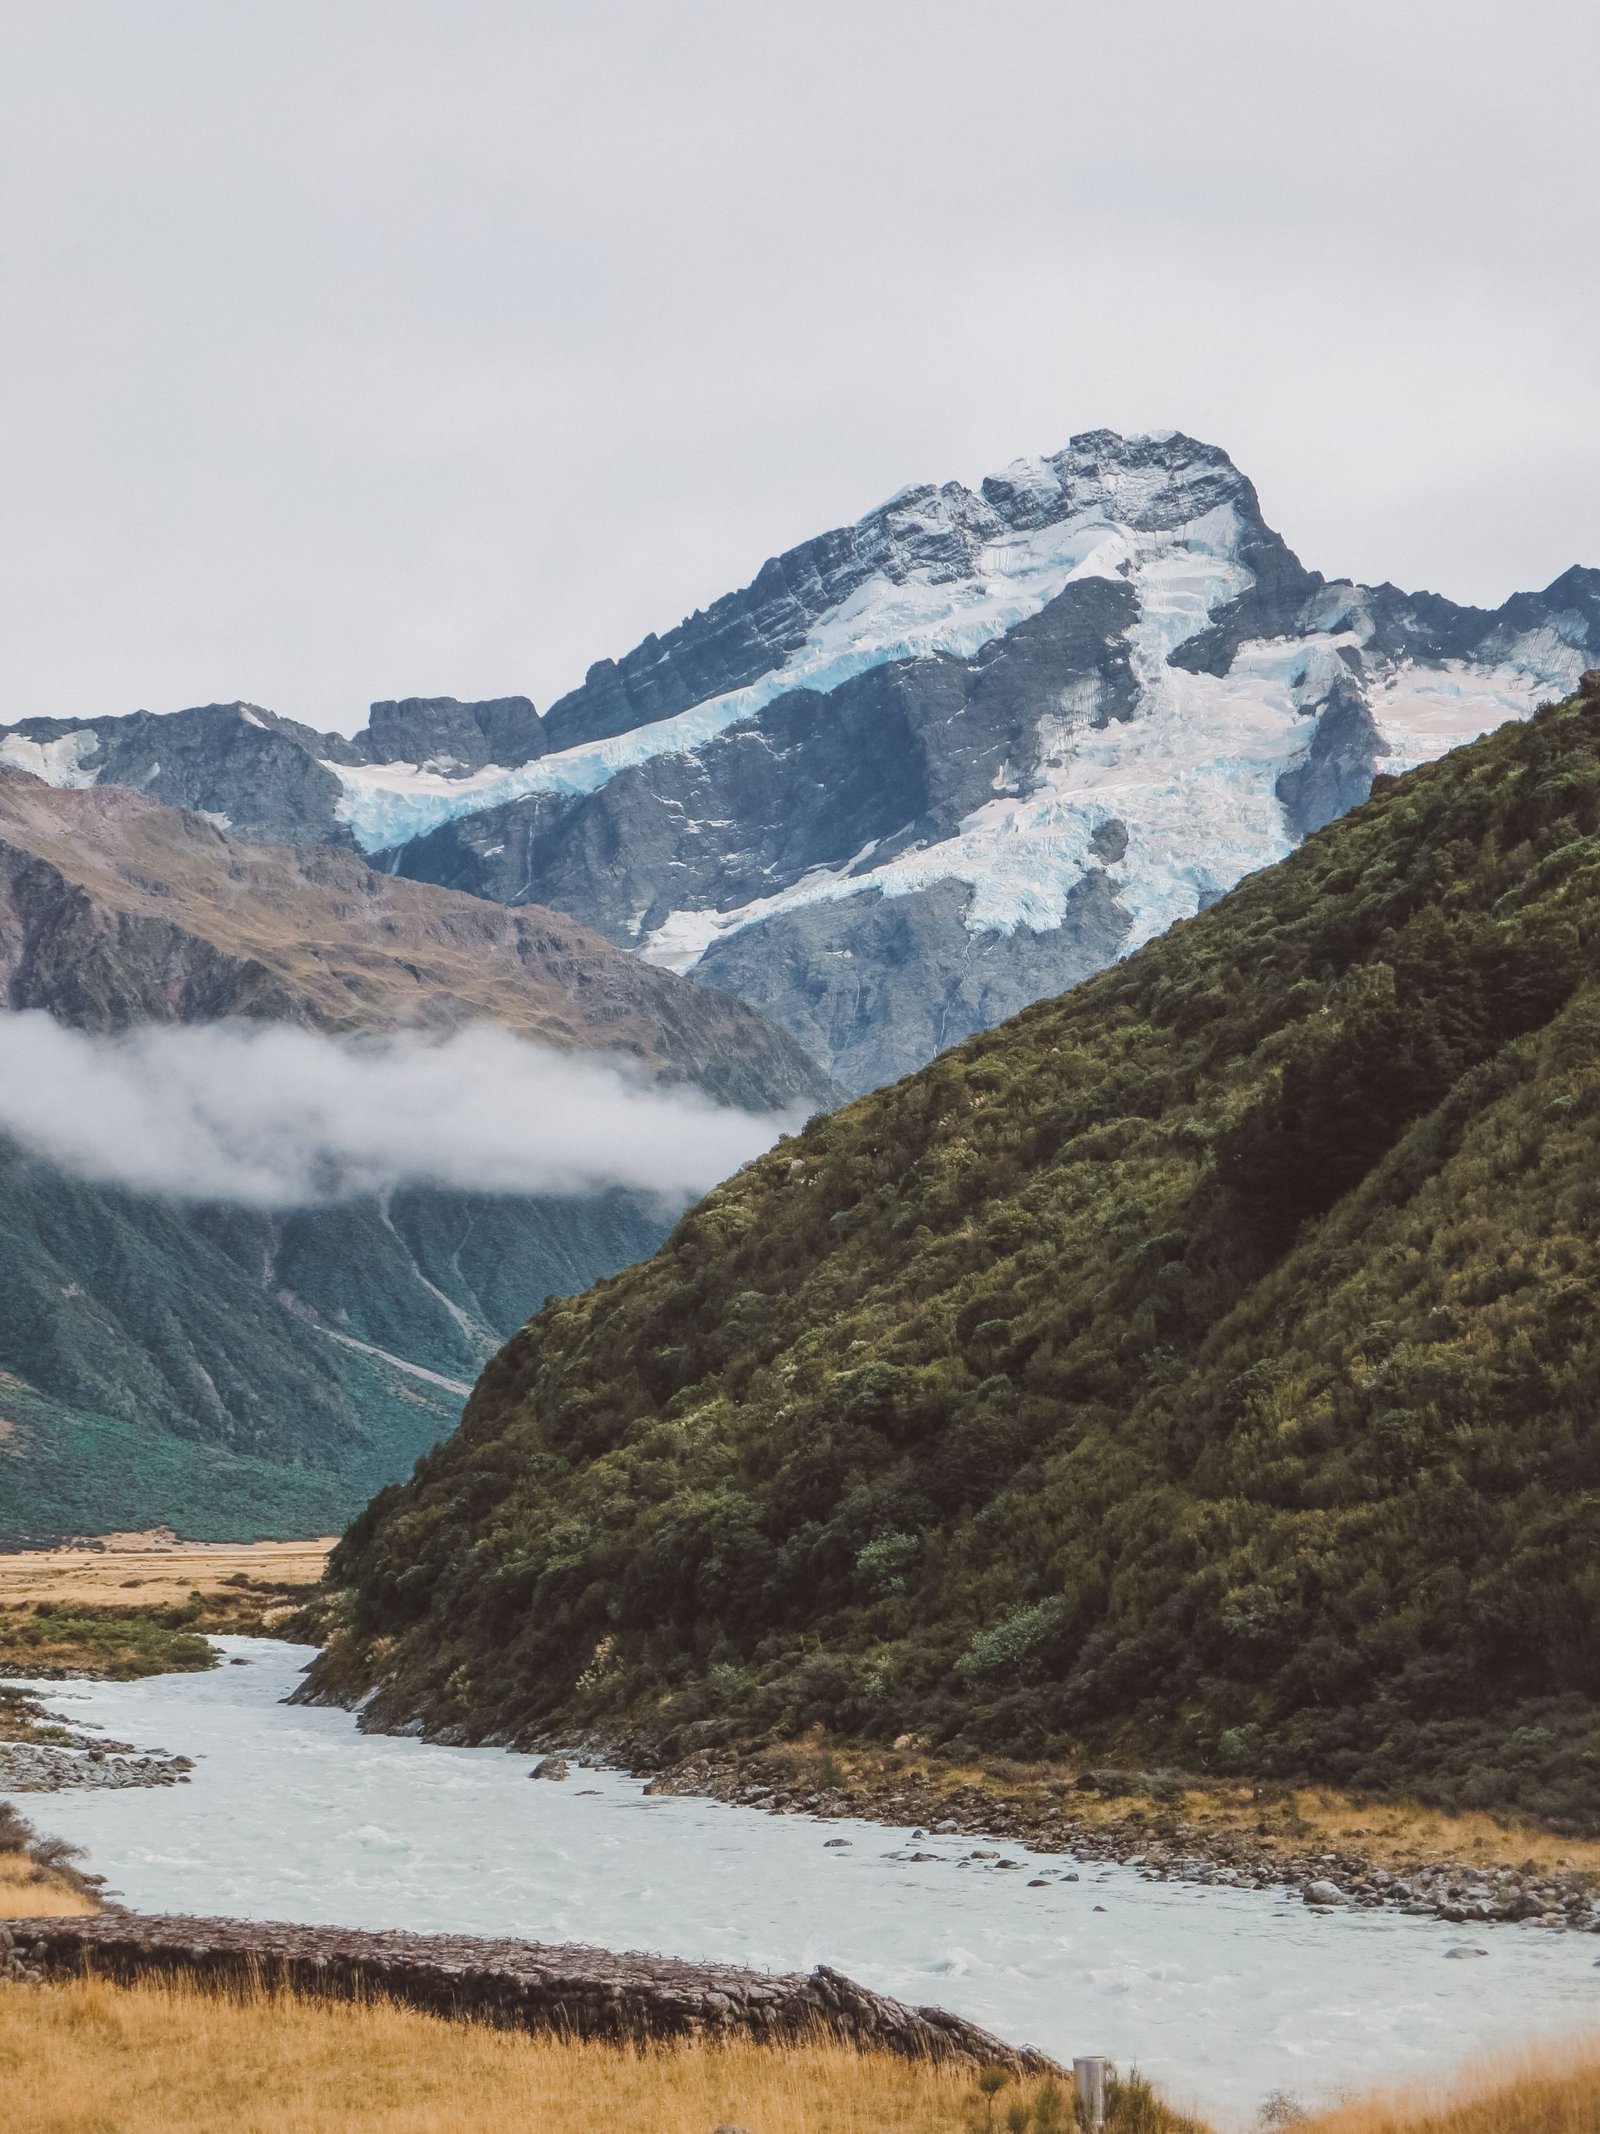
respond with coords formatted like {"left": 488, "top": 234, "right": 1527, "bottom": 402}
{"left": 0, "top": 1012, "right": 797, "bottom": 1207}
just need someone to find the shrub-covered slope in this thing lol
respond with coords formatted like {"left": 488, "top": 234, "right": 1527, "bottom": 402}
{"left": 319, "top": 684, "right": 1600, "bottom": 1825}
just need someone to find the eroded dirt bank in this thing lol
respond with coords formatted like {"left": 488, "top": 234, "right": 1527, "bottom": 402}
{"left": 4, "top": 1911, "right": 1056, "bottom": 2068}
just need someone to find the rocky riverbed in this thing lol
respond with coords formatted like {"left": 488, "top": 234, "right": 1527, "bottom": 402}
{"left": 0, "top": 1681, "right": 194, "bottom": 1792}
{"left": 0, "top": 1740, "right": 194, "bottom": 1791}
{"left": 636, "top": 1748, "right": 1600, "bottom": 1938}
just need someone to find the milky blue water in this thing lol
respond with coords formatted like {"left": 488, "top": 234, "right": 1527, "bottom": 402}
{"left": 12, "top": 1638, "right": 1598, "bottom": 2125}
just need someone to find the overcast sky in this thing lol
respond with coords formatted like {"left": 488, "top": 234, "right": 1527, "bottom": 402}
{"left": 2, "top": 1, "right": 1596, "bottom": 735}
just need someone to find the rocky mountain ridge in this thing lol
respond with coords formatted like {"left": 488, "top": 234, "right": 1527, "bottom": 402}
{"left": 5, "top": 431, "right": 1596, "bottom": 1089}
{"left": 0, "top": 766, "right": 833, "bottom": 1109}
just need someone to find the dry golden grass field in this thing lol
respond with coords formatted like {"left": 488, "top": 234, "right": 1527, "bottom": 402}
{"left": 0, "top": 1536, "right": 335, "bottom": 1614}
{"left": 1292, "top": 2038, "right": 1600, "bottom": 2134}
{"left": 0, "top": 1976, "right": 1594, "bottom": 2134}
{"left": 0, "top": 1976, "right": 1033, "bottom": 2134}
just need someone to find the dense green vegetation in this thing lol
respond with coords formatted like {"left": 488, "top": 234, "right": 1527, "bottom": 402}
{"left": 0, "top": 1159, "right": 669, "bottom": 1541}
{"left": 0, "top": 1372, "right": 390, "bottom": 1543}
{"left": 318, "top": 686, "right": 1600, "bottom": 1828}
{"left": 0, "top": 1599, "right": 215, "bottom": 1680}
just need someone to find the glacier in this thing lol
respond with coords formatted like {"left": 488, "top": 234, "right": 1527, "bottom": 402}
{"left": 322, "top": 489, "right": 1228, "bottom": 854}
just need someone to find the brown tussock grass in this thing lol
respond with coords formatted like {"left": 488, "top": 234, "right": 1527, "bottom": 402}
{"left": 0, "top": 1973, "right": 994, "bottom": 2134}
{"left": 780, "top": 1741, "right": 1600, "bottom": 1880}
{"left": 1295, "top": 2035, "right": 1600, "bottom": 2134}
{"left": 0, "top": 1852, "right": 97, "bottom": 1918}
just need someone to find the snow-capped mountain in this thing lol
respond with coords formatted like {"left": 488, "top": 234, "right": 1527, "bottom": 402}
{"left": 6, "top": 430, "right": 1596, "bottom": 1092}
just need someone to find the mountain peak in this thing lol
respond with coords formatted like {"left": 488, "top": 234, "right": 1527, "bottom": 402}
{"left": 2, "top": 431, "right": 1594, "bottom": 1097}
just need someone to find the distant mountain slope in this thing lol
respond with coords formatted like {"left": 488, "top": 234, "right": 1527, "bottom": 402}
{"left": 0, "top": 768, "right": 834, "bottom": 1110}
{"left": 8, "top": 432, "right": 1593, "bottom": 1092}
{"left": 312, "top": 676, "right": 1600, "bottom": 1829}
{"left": 0, "top": 774, "right": 832, "bottom": 1541}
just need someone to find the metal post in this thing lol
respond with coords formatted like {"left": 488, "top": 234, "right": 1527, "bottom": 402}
{"left": 1074, "top": 2056, "right": 1108, "bottom": 2132}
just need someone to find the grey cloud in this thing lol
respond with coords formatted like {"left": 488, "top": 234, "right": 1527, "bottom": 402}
{"left": 0, "top": 1012, "right": 795, "bottom": 1207}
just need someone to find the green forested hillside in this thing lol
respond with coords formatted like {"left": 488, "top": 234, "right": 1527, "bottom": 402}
{"left": 319, "top": 684, "right": 1600, "bottom": 1826}
{"left": 0, "top": 1152, "right": 669, "bottom": 1542}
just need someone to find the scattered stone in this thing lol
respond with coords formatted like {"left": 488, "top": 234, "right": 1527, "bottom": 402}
{"left": 0, "top": 1742, "right": 193, "bottom": 1793}
{"left": 1444, "top": 1946, "right": 1488, "bottom": 1959}
{"left": 824, "top": 1839, "right": 851, "bottom": 1849}
{"left": 529, "top": 1756, "right": 570, "bottom": 1782}
{"left": 623, "top": 1742, "right": 1600, "bottom": 1939}
{"left": 1303, "top": 1880, "right": 1347, "bottom": 1908}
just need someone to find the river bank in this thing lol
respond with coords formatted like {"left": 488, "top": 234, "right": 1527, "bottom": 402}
{"left": 628, "top": 1737, "right": 1600, "bottom": 1939}
{"left": 5, "top": 1911, "right": 1054, "bottom": 2067}
{"left": 0, "top": 1676, "right": 194, "bottom": 1793}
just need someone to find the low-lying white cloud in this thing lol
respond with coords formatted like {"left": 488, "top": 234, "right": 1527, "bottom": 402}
{"left": 0, "top": 1012, "right": 798, "bottom": 1208}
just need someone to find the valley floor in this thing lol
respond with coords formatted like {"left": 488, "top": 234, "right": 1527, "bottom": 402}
{"left": 0, "top": 1535, "right": 332, "bottom": 1686}
{"left": 0, "top": 1535, "right": 336, "bottom": 1617}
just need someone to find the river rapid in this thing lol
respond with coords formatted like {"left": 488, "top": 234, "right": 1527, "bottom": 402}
{"left": 10, "top": 1637, "right": 1599, "bottom": 2126}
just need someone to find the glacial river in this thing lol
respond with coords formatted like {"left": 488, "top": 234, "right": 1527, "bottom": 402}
{"left": 11, "top": 1638, "right": 1599, "bottom": 2126}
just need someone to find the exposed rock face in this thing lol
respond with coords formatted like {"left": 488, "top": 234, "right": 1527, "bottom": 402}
{"left": 537, "top": 489, "right": 1151, "bottom": 752}
{"left": 0, "top": 703, "right": 356, "bottom": 846}
{"left": 1274, "top": 676, "right": 1391, "bottom": 838}
{"left": 693, "top": 873, "right": 1130, "bottom": 1096}
{"left": 363, "top": 696, "right": 545, "bottom": 773}
{"left": 19, "top": 1913, "right": 1057, "bottom": 2069}
{"left": 6, "top": 432, "right": 1596, "bottom": 1092}
{"left": 0, "top": 696, "right": 547, "bottom": 848}
{"left": 418, "top": 577, "right": 1136, "bottom": 911}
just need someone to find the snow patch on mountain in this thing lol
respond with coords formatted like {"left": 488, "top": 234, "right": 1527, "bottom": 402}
{"left": 322, "top": 487, "right": 1250, "bottom": 855}
{"left": 0, "top": 728, "right": 102, "bottom": 788}
{"left": 641, "top": 611, "right": 1565, "bottom": 978}
{"left": 1372, "top": 655, "right": 1581, "bottom": 774}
